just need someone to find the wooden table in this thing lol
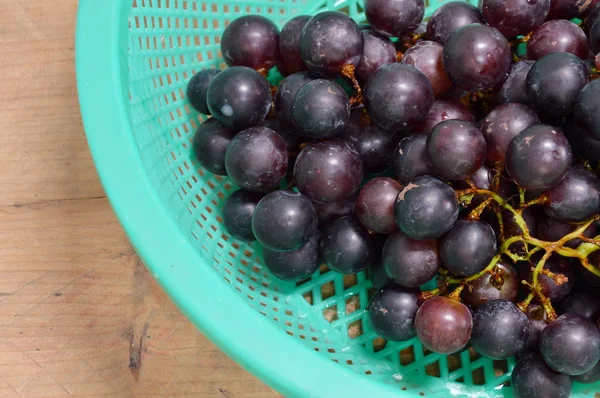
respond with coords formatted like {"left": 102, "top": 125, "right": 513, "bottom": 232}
{"left": 0, "top": 2, "right": 278, "bottom": 396}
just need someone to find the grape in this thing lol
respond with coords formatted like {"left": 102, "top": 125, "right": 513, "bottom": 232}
{"left": 207, "top": 66, "right": 272, "bottom": 130}
{"left": 441, "top": 220, "right": 497, "bottom": 277}
{"left": 414, "top": 100, "right": 474, "bottom": 134}
{"left": 294, "top": 139, "right": 364, "bottom": 204}
{"left": 472, "top": 300, "right": 531, "bottom": 360}
{"left": 427, "top": 120, "right": 487, "bottom": 181}
{"left": 426, "top": 2, "right": 484, "bottom": 45}
{"left": 368, "top": 284, "right": 422, "bottom": 341}
{"left": 506, "top": 125, "right": 573, "bottom": 191}
{"left": 443, "top": 24, "right": 511, "bottom": 92}
{"left": 575, "top": 80, "right": 600, "bottom": 142}
{"left": 278, "top": 16, "right": 311, "bottom": 76}
{"left": 538, "top": 214, "right": 598, "bottom": 248}
{"left": 394, "top": 175, "right": 459, "bottom": 240}
{"left": 544, "top": 167, "right": 600, "bottom": 223}
{"left": 382, "top": 231, "right": 440, "bottom": 287}
{"left": 402, "top": 41, "right": 452, "bottom": 96}
{"left": 364, "top": 63, "right": 434, "bottom": 131}
{"left": 259, "top": 118, "right": 302, "bottom": 153}
{"left": 588, "top": 3, "right": 600, "bottom": 33}
{"left": 291, "top": 79, "right": 350, "bottom": 139}
{"left": 340, "top": 109, "right": 402, "bottom": 174}
{"left": 320, "top": 216, "right": 375, "bottom": 274}
{"left": 591, "top": 20, "right": 600, "bottom": 53}
{"left": 463, "top": 261, "right": 519, "bottom": 309}
{"left": 222, "top": 189, "right": 264, "bottom": 241}
{"left": 187, "top": 69, "right": 220, "bottom": 115}
{"left": 524, "top": 303, "right": 550, "bottom": 350}
{"left": 356, "top": 177, "right": 403, "bottom": 235}
{"left": 274, "top": 71, "right": 315, "bottom": 130}
{"left": 414, "top": 296, "right": 473, "bottom": 354}
{"left": 503, "top": 207, "right": 541, "bottom": 252}
{"left": 221, "top": 15, "right": 280, "bottom": 72}
{"left": 192, "top": 118, "right": 237, "bottom": 175}
{"left": 559, "top": 289, "right": 600, "bottom": 321}
{"left": 370, "top": 260, "right": 391, "bottom": 290}
{"left": 392, "top": 134, "right": 433, "bottom": 185}
{"left": 356, "top": 29, "right": 396, "bottom": 86}
{"left": 583, "top": 252, "right": 600, "bottom": 287}
{"left": 364, "top": 0, "right": 425, "bottom": 38}
{"left": 225, "top": 127, "right": 288, "bottom": 192}
{"left": 564, "top": 119, "right": 600, "bottom": 162}
{"left": 524, "top": 255, "right": 575, "bottom": 302}
{"left": 512, "top": 351, "right": 572, "bottom": 398}
{"left": 263, "top": 232, "right": 320, "bottom": 281}
{"left": 299, "top": 11, "right": 363, "bottom": 79}
{"left": 481, "top": 103, "right": 541, "bottom": 163}
{"left": 574, "top": 362, "right": 600, "bottom": 384}
{"left": 481, "top": 0, "right": 550, "bottom": 38}
{"left": 252, "top": 190, "right": 318, "bottom": 252}
{"left": 312, "top": 195, "right": 356, "bottom": 232}
{"left": 549, "top": 0, "right": 597, "bottom": 19}
{"left": 527, "top": 20, "right": 589, "bottom": 61}
{"left": 541, "top": 313, "right": 600, "bottom": 375}
{"left": 497, "top": 61, "right": 534, "bottom": 106}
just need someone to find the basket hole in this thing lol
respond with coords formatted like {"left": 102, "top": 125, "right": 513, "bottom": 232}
{"left": 343, "top": 274, "right": 358, "bottom": 290}
{"left": 447, "top": 353, "right": 462, "bottom": 373}
{"left": 372, "top": 337, "right": 387, "bottom": 353}
{"left": 347, "top": 319, "right": 363, "bottom": 339}
{"left": 319, "top": 263, "right": 330, "bottom": 274}
{"left": 320, "top": 281, "right": 335, "bottom": 300}
{"left": 425, "top": 361, "right": 441, "bottom": 378}
{"left": 494, "top": 359, "right": 509, "bottom": 377}
{"left": 323, "top": 305, "right": 338, "bottom": 322}
{"left": 295, "top": 277, "right": 312, "bottom": 287}
{"left": 346, "top": 360, "right": 353, "bottom": 365}
{"left": 400, "top": 346, "right": 416, "bottom": 366}
{"left": 468, "top": 347, "right": 482, "bottom": 362}
{"left": 455, "top": 376, "right": 465, "bottom": 383}
{"left": 303, "top": 291, "right": 313, "bottom": 305}
{"left": 471, "top": 367, "right": 486, "bottom": 386}
{"left": 345, "top": 295, "right": 360, "bottom": 315}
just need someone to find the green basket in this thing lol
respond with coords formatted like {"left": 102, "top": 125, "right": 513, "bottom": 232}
{"left": 75, "top": 1, "right": 598, "bottom": 396}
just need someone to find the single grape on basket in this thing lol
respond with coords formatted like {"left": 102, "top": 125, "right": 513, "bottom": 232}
{"left": 183, "top": 0, "right": 600, "bottom": 396}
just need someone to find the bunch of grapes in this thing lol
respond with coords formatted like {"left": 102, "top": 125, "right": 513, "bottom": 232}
{"left": 187, "top": 1, "right": 600, "bottom": 396}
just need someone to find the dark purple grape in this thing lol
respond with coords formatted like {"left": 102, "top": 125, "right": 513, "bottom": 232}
{"left": 320, "top": 216, "right": 375, "bottom": 274}
{"left": 441, "top": 220, "right": 497, "bottom": 277}
{"left": 263, "top": 231, "right": 320, "bottom": 281}
{"left": 222, "top": 189, "right": 264, "bottom": 241}
{"left": 356, "top": 177, "right": 403, "bottom": 234}
{"left": 207, "top": 66, "right": 272, "bottom": 130}
{"left": 590, "top": 20, "right": 600, "bottom": 53}
{"left": 527, "top": 20, "right": 589, "bottom": 61}
{"left": 427, "top": 120, "right": 487, "bottom": 181}
{"left": 392, "top": 134, "right": 433, "bottom": 185}
{"left": 538, "top": 215, "right": 598, "bottom": 248}
{"left": 402, "top": 41, "right": 452, "bottom": 96}
{"left": 524, "top": 255, "right": 575, "bottom": 302}
{"left": 274, "top": 72, "right": 315, "bottom": 130}
{"left": 481, "top": 103, "right": 541, "bottom": 163}
{"left": 426, "top": 1, "right": 484, "bottom": 45}
{"left": 527, "top": 52, "right": 589, "bottom": 116}
{"left": 192, "top": 118, "right": 236, "bottom": 175}
{"left": 370, "top": 260, "right": 391, "bottom": 290}
{"left": 291, "top": 79, "right": 350, "bottom": 139}
{"left": 544, "top": 167, "right": 600, "bottom": 223}
{"left": 497, "top": 61, "right": 534, "bottom": 106}
{"left": 482, "top": 0, "right": 550, "bottom": 38}
{"left": 225, "top": 127, "right": 287, "bottom": 192}
{"left": 588, "top": 3, "right": 600, "bottom": 33}
{"left": 313, "top": 195, "right": 356, "bottom": 232}
{"left": 364, "top": 0, "right": 425, "bottom": 37}
{"left": 259, "top": 118, "right": 302, "bottom": 152}
{"left": 278, "top": 15, "right": 311, "bottom": 76}
{"left": 443, "top": 24, "right": 511, "bottom": 92}
{"left": 541, "top": 313, "right": 600, "bottom": 375}
{"left": 356, "top": 29, "right": 396, "bottom": 86}
{"left": 512, "top": 351, "right": 572, "bottom": 398}
{"left": 549, "top": 0, "right": 596, "bottom": 19}
{"left": 368, "top": 284, "right": 422, "bottom": 341}
{"left": 472, "top": 300, "right": 531, "bottom": 360}
{"left": 294, "top": 139, "right": 364, "bottom": 204}
{"left": 221, "top": 15, "right": 280, "bottom": 72}
{"left": 524, "top": 303, "right": 549, "bottom": 350}
{"left": 584, "top": 252, "right": 600, "bottom": 287}
{"left": 574, "top": 362, "right": 600, "bottom": 384}
{"left": 299, "top": 11, "right": 363, "bottom": 79}
{"left": 575, "top": 80, "right": 600, "bottom": 141}
{"left": 252, "top": 190, "right": 317, "bottom": 252}
{"left": 506, "top": 125, "right": 573, "bottom": 190}
{"left": 559, "top": 289, "right": 600, "bottom": 321}
{"left": 415, "top": 296, "right": 473, "bottom": 354}
{"left": 414, "top": 100, "right": 474, "bottom": 134}
{"left": 394, "top": 175, "right": 459, "bottom": 240}
{"left": 364, "top": 63, "right": 434, "bottom": 131}
{"left": 463, "top": 261, "right": 519, "bottom": 309}
{"left": 382, "top": 231, "right": 440, "bottom": 288}
{"left": 187, "top": 69, "right": 220, "bottom": 115}
{"left": 564, "top": 118, "right": 600, "bottom": 162}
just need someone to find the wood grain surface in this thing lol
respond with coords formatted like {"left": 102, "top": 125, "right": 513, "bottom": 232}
{"left": 0, "top": 1, "right": 278, "bottom": 396}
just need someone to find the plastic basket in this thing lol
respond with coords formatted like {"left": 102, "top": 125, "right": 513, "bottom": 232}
{"left": 75, "top": 1, "right": 598, "bottom": 397}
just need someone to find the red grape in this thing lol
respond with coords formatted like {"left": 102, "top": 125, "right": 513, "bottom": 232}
{"left": 402, "top": 41, "right": 452, "bottom": 96}
{"left": 463, "top": 261, "right": 519, "bottom": 309}
{"left": 527, "top": 20, "right": 589, "bottom": 61}
{"left": 278, "top": 16, "right": 311, "bottom": 76}
{"left": 356, "top": 177, "right": 403, "bottom": 235}
{"left": 364, "top": 0, "right": 425, "bottom": 38}
{"left": 482, "top": 0, "right": 550, "bottom": 38}
{"left": 426, "top": 2, "right": 484, "bottom": 45}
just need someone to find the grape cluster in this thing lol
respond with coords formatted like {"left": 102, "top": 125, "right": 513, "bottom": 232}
{"left": 186, "top": 1, "right": 600, "bottom": 396}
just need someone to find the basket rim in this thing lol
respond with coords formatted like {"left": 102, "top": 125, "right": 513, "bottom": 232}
{"left": 75, "top": 1, "right": 407, "bottom": 396}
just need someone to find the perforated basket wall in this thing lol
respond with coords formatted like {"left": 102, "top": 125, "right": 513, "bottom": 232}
{"left": 120, "top": 0, "right": 598, "bottom": 397}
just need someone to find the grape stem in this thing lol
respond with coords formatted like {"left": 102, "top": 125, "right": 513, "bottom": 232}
{"left": 341, "top": 64, "right": 362, "bottom": 106}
